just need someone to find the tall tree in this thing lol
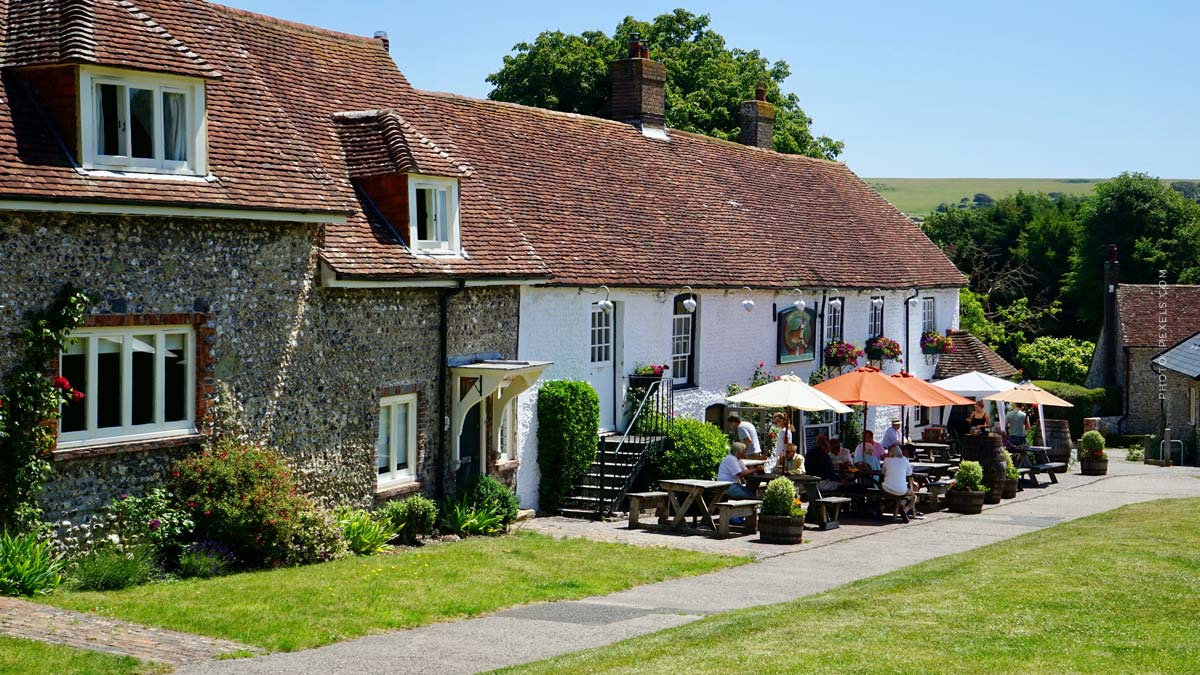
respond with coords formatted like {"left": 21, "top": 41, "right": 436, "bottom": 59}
{"left": 1065, "top": 173, "right": 1200, "bottom": 335}
{"left": 486, "top": 10, "right": 843, "bottom": 160}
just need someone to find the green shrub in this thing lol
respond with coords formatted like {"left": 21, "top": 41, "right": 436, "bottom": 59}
{"left": 761, "top": 477, "right": 802, "bottom": 517}
{"left": 104, "top": 488, "right": 193, "bottom": 563}
{"left": 632, "top": 408, "right": 671, "bottom": 436}
{"left": 1126, "top": 443, "right": 1146, "bottom": 462}
{"left": 841, "top": 406, "right": 864, "bottom": 452}
{"left": 177, "top": 541, "right": 236, "bottom": 579}
{"left": 954, "top": 461, "right": 985, "bottom": 492}
{"left": 437, "top": 500, "right": 504, "bottom": 537}
{"left": 536, "top": 380, "right": 600, "bottom": 513}
{"left": 1032, "top": 380, "right": 1108, "bottom": 437}
{"left": 377, "top": 496, "right": 438, "bottom": 544}
{"left": 1080, "top": 430, "right": 1107, "bottom": 460}
{"left": 171, "top": 439, "right": 347, "bottom": 568}
{"left": 334, "top": 507, "right": 399, "bottom": 555}
{"left": 0, "top": 531, "right": 65, "bottom": 596}
{"left": 657, "top": 418, "right": 727, "bottom": 480}
{"left": 461, "top": 475, "right": 519, "bottom": 528}
{"left": 1017, "top": 337, "right": 1095, "bottom": 385}
{"left": 1005, "top": 451, "right": 1019, "bottom": 479}
{"left": 70, "top": 546, "right": 155, "bottom": 591}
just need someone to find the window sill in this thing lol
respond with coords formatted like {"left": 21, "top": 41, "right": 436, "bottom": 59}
{"left": 413, "top": 249, "right": 463, "bottom": 258}
{"left": 672, "top": 383, "right": 699, "bottom": 392}
{"left": 374, "top": 480, "right": 422, "bottom": 501}
{"left": 493, "top": 458, "right": 519, "bottom": 473}
{"left": 80, "top": 167, "right": 213, "bottom": 182}
{"left": 52, "top": 432, "right": 204, "bottom": 462}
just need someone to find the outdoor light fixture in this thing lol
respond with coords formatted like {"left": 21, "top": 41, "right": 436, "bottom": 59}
{"left": 682, "top": 286, "right": 697, "bottom": 313}
{"left": 829, "top": 289, "right": 842, "bottom": 309}
{"left": 742, "top": 286, "right": 755, "bottom": 312}
{"left": 871, "top": 289, "right": 884, "bottom": 309}
{"left": 584, "top": 285, "right": 614, "bottom": 313}
{"left": 791, "top": 288, "right": 805, "bottom": 312}
{"left": 907, "top": 288, "right": 920, "bottom": 308}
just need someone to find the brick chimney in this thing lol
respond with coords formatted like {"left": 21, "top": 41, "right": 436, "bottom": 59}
{"left": 373, "top": 31, "right": 389, "bottom": 50}
{"left": 609, "top": 33, "right": 667, "bottom": 138}
{"left": 1102, "top": 244, "right": 1120, "bottom": 388}
{"left": 738, "top": 84, "right": 775, "bottom": 149}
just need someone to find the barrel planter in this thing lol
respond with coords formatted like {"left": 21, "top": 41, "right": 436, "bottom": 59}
{"left": 946, "top": 489, "right": 985, "bottom": 514}
{"left": 1044, "top": 419, "right": 1073, "bottom": 472}
{"left": 1080, "top": 457, "right": 1108, "bottom": 476}
{"left": 984, "top": 479, "right": 1004, "bottom": 504}
{"left": 963, "top": 434, "right": 1008, "bottom": 493}
{"left": 1002, "top": 477, "right": 1019, "bottom": 499}
{"left": 760, "top": 515, "right": 805, "bottom": 544}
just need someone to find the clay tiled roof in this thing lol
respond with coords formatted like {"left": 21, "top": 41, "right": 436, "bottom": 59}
{"left": 934, "top": 330, "right": 1018, "bottom": 380}
{"left": 389, "top": 91, "right": 966, "bottom": 288}
{"left": 2, "top": 0, "right": 221, "bottom": 78}
{"left": 333, "top": 109, "right": 464, "bottom": 179}
{"left": 1117, "top": 285, "right": 1200, "bottom": 348}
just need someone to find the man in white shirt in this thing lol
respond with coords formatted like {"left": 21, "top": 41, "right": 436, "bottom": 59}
{"left": 881, "top": 417, "right": 905, "bottom": 452}
{"left": 717, "top": 442, "right": 760, "bottom": 499}
{"left": 727, "top": 414, "right": 762, "bottom": 457}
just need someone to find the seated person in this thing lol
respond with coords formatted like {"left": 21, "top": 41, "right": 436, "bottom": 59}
{"left": 881, "top": 444, "right": 920, "bottom": 522}
{"left": 829, "top": 439, "right": 852, "bottom": 469}
{"left": 806, "top": 434, "right": 841, "bottom": 494}
{"left": 717, "top": 442, "right": 762, "bottom": 500}
{"left": 779, "top": 442, "right": 805, "bottom": 475}
{"left": 853, "top": 430, "right": 886, "bottom": 471}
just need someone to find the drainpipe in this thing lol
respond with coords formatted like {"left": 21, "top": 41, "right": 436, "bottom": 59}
{"left": 437, "top": 279, "right": 467, "bottom": 501}
{"left": 817, "top": 290, "right": 828, "bottom": 369}
{"left": 903, "top": 288, "right": 920, "bottom": 374}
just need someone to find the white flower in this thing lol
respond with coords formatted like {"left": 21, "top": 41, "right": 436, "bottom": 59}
{"left": 107, "top": 533, "right": 121, "bottom": 545}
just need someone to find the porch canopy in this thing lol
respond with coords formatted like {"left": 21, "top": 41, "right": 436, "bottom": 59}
{"left": 450, "top": 360, "right": 552, "bottom": 470}
{"left": 727, "top": 374, "right": 851, "bottom": 456}
{"left": 984, "top": 383, "right": 1073, "bottom": 446}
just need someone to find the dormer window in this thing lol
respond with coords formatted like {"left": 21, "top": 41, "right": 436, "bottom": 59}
{"left": 80, "top": 68, "right": 207, "bottom": 175}
{"left": 408, "top": 175, "right": 460, "bottom": 254}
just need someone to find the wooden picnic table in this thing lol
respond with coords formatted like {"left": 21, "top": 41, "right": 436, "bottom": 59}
{"left": 910, "top": 442, "right": 951, "bottom": 461}
{"left": 658, "top": 479, "right": 732, "bottom": 530}
{"left": 910, "top": 462, "right": 953, "bottom": 478}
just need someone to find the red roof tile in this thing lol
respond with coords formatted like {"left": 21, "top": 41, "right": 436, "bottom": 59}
{"left": 1117, "top": 284, "right": 1200, "bottom": 348}
{"left": 934, "top": 330, "right": 1018, "bottom": 379}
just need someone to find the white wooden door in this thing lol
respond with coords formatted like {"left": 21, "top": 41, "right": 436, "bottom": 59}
{"left": 587, "top": 303, "right": 619, "bottom": 431}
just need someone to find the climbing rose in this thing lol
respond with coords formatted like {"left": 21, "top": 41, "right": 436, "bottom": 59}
{"left": 52, "top": 376, "right": 70, "bottom": 390}
{"left": 71, "top": 390, "right": 85, "bottom": 403}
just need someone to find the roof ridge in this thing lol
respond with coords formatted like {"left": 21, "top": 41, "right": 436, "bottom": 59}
{"left": 110, "top": 0, "right": 218, "bottom": 75}
{"left": 1120, "top": 283, "right": 1200, "bottom": 289}
{"left": 207, "top": 1, "right": 383, "bottom": 46}
{"left": 59, "top": 0, "right": 97, "bottom": 62}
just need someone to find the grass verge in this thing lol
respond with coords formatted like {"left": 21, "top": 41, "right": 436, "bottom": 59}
{"left": 0, "top": 635, "right": 165, "bottom": 675}
{"left": 45, "top": 531, "right": 746, "bottom": 652}
{"left": 499, "top": 498, "right": 1200, "bottom": 674}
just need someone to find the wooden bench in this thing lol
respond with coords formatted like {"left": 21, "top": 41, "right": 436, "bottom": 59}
{"left": 627, "top": 491, "right": 669, "bottom": 528}
{"left": 715, "top": 499, "right": 760, "bottom": 537}
{"left": 918, "top": 479, "right": 952, "bottom": 510}
{"left": 799, "top": 479, "right": 851, "bottom": 530}
{"left": 1026, "top": 463, "right": 1065, "bottom": 486}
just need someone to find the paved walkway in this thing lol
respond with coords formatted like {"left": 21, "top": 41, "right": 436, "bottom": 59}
{"left": 0, "top": 596, "right": 258, "bottom": 666}
{"left": 174, "top": 457, "right": 1200, "bottom": 675}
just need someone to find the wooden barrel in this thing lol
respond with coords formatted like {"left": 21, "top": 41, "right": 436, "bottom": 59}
{"left": 961, "top": 434, "right": 1008, "bottom": 487}
{"left": 1044, "top": 419, "right": 1073, "bottom": 473}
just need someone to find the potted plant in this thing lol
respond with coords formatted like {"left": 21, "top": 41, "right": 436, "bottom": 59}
{"left": 758, "top": 477, "right": 805, "bottom": 544}
{"left": 864, "top": 336, "right": 902, "bottom": 362}
{"left": 1002, "top": 451, "right": 1019, "bottom": 499}
{"left": 920, "top": 331, "right": 954, "bottom": 365}
{"left": 947, "top": 460, "right": 987, "bottom": 514}
{"left": 1079, "top": 430, "right": 1108, "bottom": 476}
{"left": 824, "top": 341, "right": 863, "bottom": 369}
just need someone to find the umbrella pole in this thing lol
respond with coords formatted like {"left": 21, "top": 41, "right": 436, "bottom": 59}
{"left": 1038, "top": 403, "right": 1046, "bottom": 447}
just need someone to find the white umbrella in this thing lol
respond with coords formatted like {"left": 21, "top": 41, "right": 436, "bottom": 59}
{"left": 934, "top": 370, "right": 1019, "bottom": 432}
{"left": 728, "top": 375, "right": 852, "bottom": 462}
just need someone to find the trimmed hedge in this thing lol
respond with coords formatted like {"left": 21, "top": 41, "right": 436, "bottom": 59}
{"left": 1032, "top": 380, "right": 1112, "bottom": 438}
{"left": 655, "top": 418, "right": 728, "bottom": 481}
{"left": 536, "top": 380, "right": 600, "bottom": 513}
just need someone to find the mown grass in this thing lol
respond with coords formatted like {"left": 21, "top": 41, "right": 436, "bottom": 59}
{"left": 500, "top": 498, "right": 1200, "bottom": 675}
{"left": 865, "top": 177, "right": 1114, "bottom": 215}
{"left": 45, "top": 532, "right": 746, "bottom": 653}
{"left": 0, "top": 635, "right": 165, "bottom": 675}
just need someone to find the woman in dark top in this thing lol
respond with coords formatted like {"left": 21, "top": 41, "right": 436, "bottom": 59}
{"left": 966, "top": 400, "right": 991, "bottom": 432}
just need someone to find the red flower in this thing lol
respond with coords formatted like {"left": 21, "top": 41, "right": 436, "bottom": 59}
{"left": 52, "top": 376, "right": 70, "bottom": 390}
{"left": 759, "top": 361, "right": 765, "bottom": 368}
{"left": 71, "top": 390, "right": 85, "bottom": 403}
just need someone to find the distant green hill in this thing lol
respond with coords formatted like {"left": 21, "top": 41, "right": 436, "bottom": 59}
{"left": 864, "top": 178, "right": 1111, "bottom": 216}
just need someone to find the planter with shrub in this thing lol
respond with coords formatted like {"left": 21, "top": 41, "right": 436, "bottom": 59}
{"left": 758, "top": 477, "right": 805, "bottom": 545}
{"left": 947, "top": 460, "right": 987, "bottom": 514}
{"left": 1003, "top": 451, "right": 1019, "bottom": 499}
{"left": 1079, "top": 430, "right": 1108, "bottom": 476}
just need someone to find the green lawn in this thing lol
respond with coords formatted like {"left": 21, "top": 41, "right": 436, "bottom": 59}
{"left": 865, "top": 177, "right": 1112, "bottom": 216}
{"left": 45, "top": 532, "right": 745, "bottom": 653}
{"left": 0, "top": 635, "right": 164, "bottom": 675}
{"left": 500, "top": 498, "right": 1200, "bottom": 675}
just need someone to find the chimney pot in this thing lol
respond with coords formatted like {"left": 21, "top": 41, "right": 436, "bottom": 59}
{"left": 640, "top": 45, "right": 650, "bottom": 59}
{"left": 755, "top": 84, "right": 766, "bottom": 102}
{"left": 373, "top": 31, "right": 389, "bottom": 50}
{"left": 628, "top": 32, "right": 643, "bottom": 58}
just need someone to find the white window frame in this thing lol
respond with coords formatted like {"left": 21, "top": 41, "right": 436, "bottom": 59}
{"left": 407, "top": 175, "right": 461, "bottom": 255}
{"left": 57, "top": 325, "right": 196, "bottom": 447}
{"left": 922, "top": 296, "right": 937, "bottom": 333}
{"left": 825, "top": 297, "right": 844, "bottom": 343}
{"left": 497, "top": 397, "right": 517, "bottom": 462}
{"left": 377, "top": 393, "right": 417, "bottom": 489}
{"left": 590, "top": 305, "right": 612, "bottom": 364}
{"left": 79, "top": 66, "right": 207, "bottom": 176}
{"left": 671, "top": 311, "right": 694, "bottom": 387}
{"left": 869, "top": 296, "right": 885, "bottom": 337}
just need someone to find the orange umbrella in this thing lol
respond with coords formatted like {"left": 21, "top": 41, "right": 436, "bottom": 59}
{"left": 889, "top": 371, "right": 974, "bottom": 407}
{"left": 812, "top": 366, "right": 926, "bottom": 406}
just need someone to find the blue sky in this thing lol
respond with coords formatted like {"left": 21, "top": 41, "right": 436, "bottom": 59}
{"left": 220, "top": 0, "right": 1196, "bottom": 178}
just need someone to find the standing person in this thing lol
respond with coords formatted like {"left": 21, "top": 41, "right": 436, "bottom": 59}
{"left": 853, "top": 430, "right": 886, "bottom": 470}
{"left": 727, "top": 414, "right": 763, "bottom": 458}
{"left": 881, "top": 417, "right": 905, "bottom": 452}
{"left": 966, "top": 401, "right": 991, "bottom": 433}
{"left": 881, "top": 444, "right": 919, "bottom": 522}
{"left": 1005, "top": 405, "right": 1031, "bottom": 447}
{"left": 771, "top": 411, "right": 794, "bottom": 473}
{"left": 717, "top": 442, "right": 762, "bottom": 500}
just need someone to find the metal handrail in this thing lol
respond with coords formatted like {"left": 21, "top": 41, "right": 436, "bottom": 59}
{"left": 597, "top": 378, "right": 671, "bottom": 518}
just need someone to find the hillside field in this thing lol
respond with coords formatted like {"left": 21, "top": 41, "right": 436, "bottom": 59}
{"left": 864, "top": 178, "right": 1108, "bottom": 216}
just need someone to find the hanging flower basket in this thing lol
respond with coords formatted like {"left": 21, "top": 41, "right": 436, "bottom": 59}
{"left": 924, "top": 353, "right": 939, "bottom": 366}
{"left": 824, "top": 341, "right": 863, "bottom": 369}
{"left": 920, "top": 332, "right": 954, "bottom": 355}
{"left": 864, "top": 336, "right": 902, "bottom": 362}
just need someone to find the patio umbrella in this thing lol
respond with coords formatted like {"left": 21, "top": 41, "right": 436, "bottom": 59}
{"left": 934, "top": 370, "right": 1020, "bottom": 432}
{"left": 728, "top": 374, "right": 852, "bottom": 459}
{"left": 888, "top": 372, "right": 974, "bottom": 438}
{"left": 812, "top": 367, "right": 930, "bottom": 445}
{"left": 984, "top": 384, "right": 1074, "bottom": 446}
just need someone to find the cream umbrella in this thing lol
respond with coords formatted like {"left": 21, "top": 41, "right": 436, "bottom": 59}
{"left": 728, "top": 375, "right": 852, "bottom": 460}
{"left": 984, "top": 384, "right": 1073, "bottom": 445}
